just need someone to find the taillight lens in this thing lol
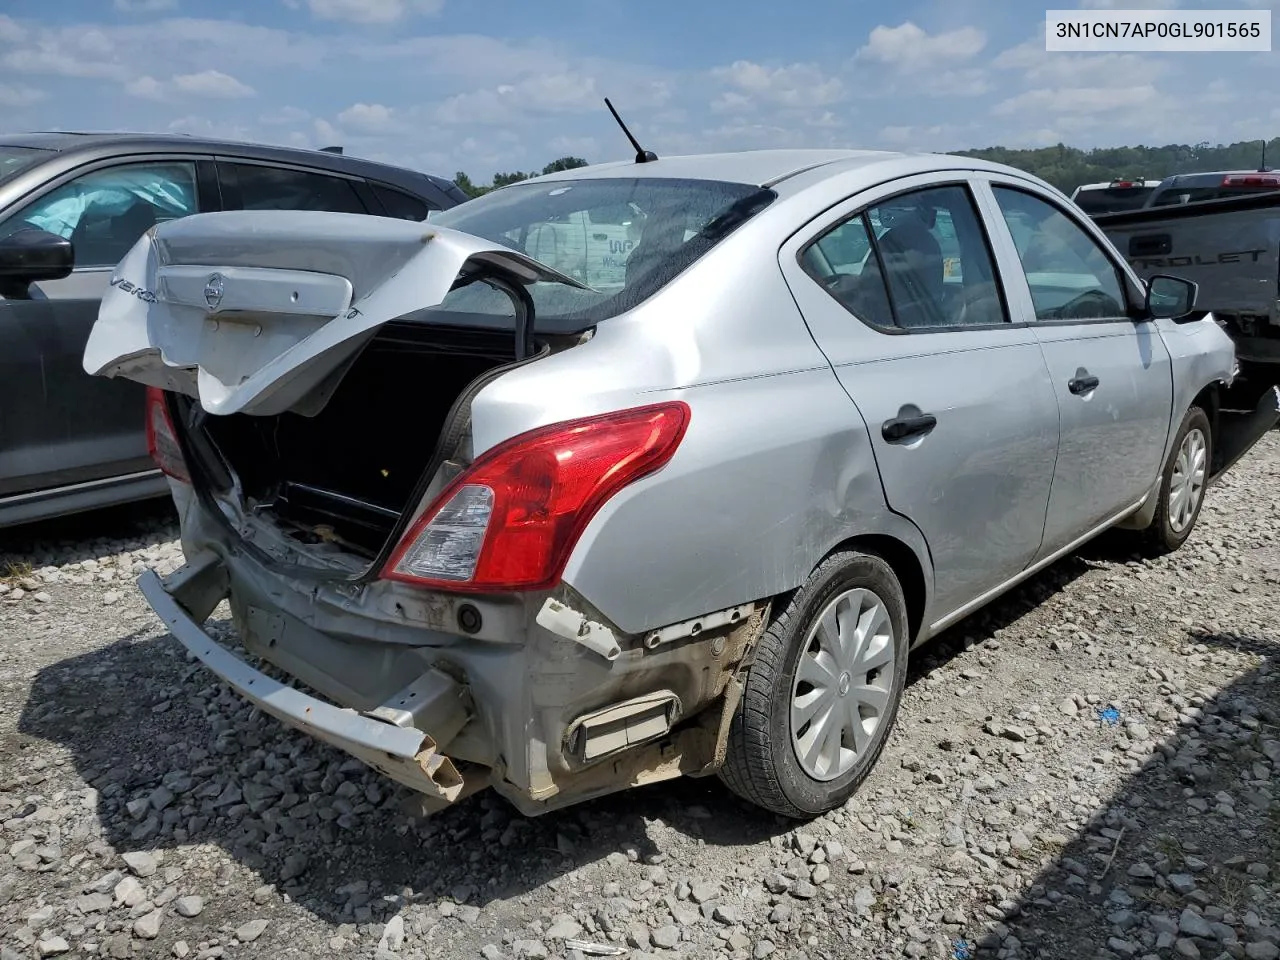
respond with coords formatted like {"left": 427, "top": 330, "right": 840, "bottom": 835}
{"left": 145, "top": 386, "right": 191, "bottom": 483}
{"left": 382, "top": 401, "right": 690, "bottom": 592}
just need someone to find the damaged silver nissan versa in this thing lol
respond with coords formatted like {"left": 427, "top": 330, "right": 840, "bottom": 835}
{"left": 84, "top": 149, "right": 1280, "bottom": 819}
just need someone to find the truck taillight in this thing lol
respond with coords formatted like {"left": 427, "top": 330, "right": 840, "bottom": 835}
{"left": 382, "top": 402, "right": 690, "bottom": 593}
{"left": 145, "top": 386, "right": 190, "bottom": 483}
{"left": 1222, "top": 174, "right": 1280, "bottom": 187}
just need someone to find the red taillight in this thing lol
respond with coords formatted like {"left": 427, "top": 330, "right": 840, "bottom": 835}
{"left": 1222, "top": 174, "right": 1280, "bottom": 187}
{"left": 145, "top": 386, "right": 190, "bottom": 483}
{"left": 382, "top": 401, "right": 691, "bottom": 593}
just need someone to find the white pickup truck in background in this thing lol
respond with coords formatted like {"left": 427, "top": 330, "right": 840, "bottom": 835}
{"left": 1091, "top": 170, "right": 1280, "bottom": 398}
{"left": 1070, "top": 177, "right": 1161, "bottom": 215}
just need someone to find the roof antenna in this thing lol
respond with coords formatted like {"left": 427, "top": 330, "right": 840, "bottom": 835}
{"left": 1261, "top": 138, "right": 1269, "bottom": 173}
{"left": 604, "top": 98, "right": 657, "bottom": 164}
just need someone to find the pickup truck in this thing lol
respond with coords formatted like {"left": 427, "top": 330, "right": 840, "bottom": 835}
{"left": 1070, "top": 177, "right": 1161, "bottom": 215}
{"left": 1092, "top": 172, "right": 1280, "bottom": 394}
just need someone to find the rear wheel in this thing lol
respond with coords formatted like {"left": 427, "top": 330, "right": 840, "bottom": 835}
{"left": 720, "top": 550, "right": 909, "bottom": 819}
{"left": 1142, "top": 405, "right": 1211, "bottom": 556}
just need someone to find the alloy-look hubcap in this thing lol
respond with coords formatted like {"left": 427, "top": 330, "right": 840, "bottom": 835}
{"left": 789, "top": 587, "right": 897, "bottom": 782}
{"left": 1169, "top": 426, "right": 1207, "bottom": 533}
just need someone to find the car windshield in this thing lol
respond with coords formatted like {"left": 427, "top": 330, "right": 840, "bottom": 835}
{"left": 428, "top": 176, "right": 775, "bottom": 326}
{"left": 0, "top": 145, "right": 47, "bottom": 185}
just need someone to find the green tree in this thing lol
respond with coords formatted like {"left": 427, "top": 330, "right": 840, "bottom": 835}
{"left": 954, "top": 136, "right": 1279, "bottom": 195}
{"left": 453, "top": 170, "right": 487, "bottom": 198}
{"left": 541, "top": 156, "right": 588, "bottom": 175}
{"left": 452, "top": 157, "right": 592, "bottom": 199}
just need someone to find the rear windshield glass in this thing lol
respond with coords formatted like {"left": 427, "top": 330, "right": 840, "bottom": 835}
{"left": 1073, "top": 187, "right": 1156, "bottom": 215}
{"left": 428, "top": 177, "right": 775, "bottom": 326}
{"left": 0, "top": 146, "right": 47, "bottom": 185}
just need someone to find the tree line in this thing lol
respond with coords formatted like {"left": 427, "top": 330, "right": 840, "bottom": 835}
{"left": 452, "top": 137, "right": 1280, "bottom": 199}
{"left": 453, "top": 156, "right": 589, "bottom": 197}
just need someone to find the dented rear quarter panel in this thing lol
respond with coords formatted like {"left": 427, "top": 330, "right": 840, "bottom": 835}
{"left": 461, "top": 211, "right": 934, "bottom": 638}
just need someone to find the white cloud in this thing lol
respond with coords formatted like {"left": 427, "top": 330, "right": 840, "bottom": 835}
{"left": 337, "top": 102, "right": 398, "bottom": 131}
{"left": 302, "top": 0, "right": 443, "bottom": 24}
{"left": 166, "top": 115, "right": 257, "bottom": 141}
{"left": 114, "top": 0, "right": 179, "bottom": 10}
{"left": 260, "top": 105, "right": 311, "bottom": 124}
{"left": 855, "top": 22, "right": 986, "bottom": 72}
{"left": 125, "top": 75, "right": 167, "bottom": 100}
{"left": 875, "top": 123, "right": 968, "bottom": 150}
{"left": 0, "top": 83, "right": 47, "bottom": 108}
{"left": 996, "top": 42, "right": 1168, "bottom": 89}
{"left": 709, "top": 60, "right": 845, "bottom": 108}
{"left": 0, "top": 15, "right": 25, "bottom": 42}
{"left": 993, "top": 84, "right": 1160, "bottom": 116}
{"left": 313, "top": 118, "right": 340, "bottom": 144}
{"left": 125, "top": 69, "right": 254, "bottom": 100}
{"left": 173, "top": 69, "right": 255, "bottom": 98}
{"left": 431, "top": 69, "right": 668, "bottom": 126}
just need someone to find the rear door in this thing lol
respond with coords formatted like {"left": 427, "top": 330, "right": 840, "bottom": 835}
{"left": 978, "top": 177, "right": 1174, "bottom": 557}
{"left": 779, "top": 175, "right": 1061, "bottom": 622}
{"left": 0, "top": 157, "right": 207, "bottom": 498}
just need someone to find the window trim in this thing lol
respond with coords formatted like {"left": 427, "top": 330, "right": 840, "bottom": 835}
{"left": 979, "top": 176, "right": 1148, "bottom": 328}
{"left": 795, "top": 178, "right": 1016, "bottom": 336}
{"left": 367, "top": 180, "right": 438, "bottom": 221}
{"left": 213, "top": 156, "right": 372, "bottom": 215}
{"left": 0, "top": 154, "right": 206, "bottom": 273}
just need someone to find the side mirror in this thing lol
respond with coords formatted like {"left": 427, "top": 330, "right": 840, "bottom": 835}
{"left": 0, "top": 228, "right": 75, "bottom": 289}
{"left": 1145, "top": 274, "right": 1197, "bottom": 320}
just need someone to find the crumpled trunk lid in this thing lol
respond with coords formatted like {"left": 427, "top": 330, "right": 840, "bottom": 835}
{"left": 83, "top": 209, "right": 587, "bottom": 416}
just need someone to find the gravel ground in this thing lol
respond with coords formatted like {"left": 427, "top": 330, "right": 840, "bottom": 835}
{"left": 2, "top": 432, "right": 1278, "bottom": 960}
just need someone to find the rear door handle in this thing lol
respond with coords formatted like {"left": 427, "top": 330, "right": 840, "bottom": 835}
{"left": 1068, "top": 375, "right": 1100, "bottom": 395}
{"left": 882, "top": 413, "right": 937, "bottom": 442}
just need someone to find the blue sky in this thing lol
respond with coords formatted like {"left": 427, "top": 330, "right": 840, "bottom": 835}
{"left": 0, "top": 0, "right": 1276, "bottom": 182}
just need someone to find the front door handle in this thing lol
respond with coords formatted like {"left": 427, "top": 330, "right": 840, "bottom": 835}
{"left": 882, "top": 413, "right": 937, "bottom": 442}
{"left": 1068, "top": 375, "right": 1100, "bottom": 395}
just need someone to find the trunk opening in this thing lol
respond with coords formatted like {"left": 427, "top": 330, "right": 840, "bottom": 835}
{"left": 192, "top": 320, "right": 520, "bottom": 558}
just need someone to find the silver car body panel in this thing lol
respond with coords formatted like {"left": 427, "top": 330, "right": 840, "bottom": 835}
{"left": 87, "top": 149, "right": 1267, "bottom": 815}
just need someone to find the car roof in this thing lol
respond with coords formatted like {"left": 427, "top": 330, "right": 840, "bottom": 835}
{"left": 514, "top": 148, "right": 1026, "bottom": 191}
{"left": 0, "top": 131, "right": 461, "bottom": 195}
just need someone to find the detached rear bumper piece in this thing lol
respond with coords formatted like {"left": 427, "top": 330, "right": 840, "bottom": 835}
{"left": 138, "top": 551, "right": 471, "bottom": 804}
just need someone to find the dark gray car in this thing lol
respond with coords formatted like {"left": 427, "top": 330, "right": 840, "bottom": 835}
{"left": 0, "top": 132, "right": 467, "bottom": 528}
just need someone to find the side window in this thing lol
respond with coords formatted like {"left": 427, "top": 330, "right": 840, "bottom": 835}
{"left": 0, "top": 161, "right": 198, "bottom": 268}
{"left": 800, "top": 215, "right": 895, "bottom": 328}
{"left": 224, "top": 163, "right": 366, "bottom": 214}
{"left": 991, "top": 186, "right": 1129, "bottom": 321}
{"left": 800, "top": 183, "right": 1008, "bottom": 330}
{"left": 370, "top": 183, "right": 433, "bottom": 221}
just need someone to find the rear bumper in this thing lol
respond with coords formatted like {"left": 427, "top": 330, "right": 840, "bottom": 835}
{"left": 139, "top": 550, "right": 473, "bottom": 805}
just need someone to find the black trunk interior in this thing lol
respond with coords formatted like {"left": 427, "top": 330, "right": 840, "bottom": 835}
{"left": 198, "top": 321, "right": 516, "bottom": 556}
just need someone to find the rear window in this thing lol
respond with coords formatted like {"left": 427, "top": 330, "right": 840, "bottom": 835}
{"left": 427, "top": 177, "right": 775, "bottom": 325}
{"left": 0, "top": 145, "right": 47, "bottom": 185}
{"left": 1073, "top": 187, "right": 1156, "bottom": 215}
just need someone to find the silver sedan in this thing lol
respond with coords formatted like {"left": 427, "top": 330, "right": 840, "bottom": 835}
{"left": 84, "top": 148, "right": 1280, "bottom": 819}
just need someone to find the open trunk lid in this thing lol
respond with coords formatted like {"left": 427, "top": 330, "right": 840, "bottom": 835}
{"left": 83, "top": 209, "right": 589, "bottom": 417}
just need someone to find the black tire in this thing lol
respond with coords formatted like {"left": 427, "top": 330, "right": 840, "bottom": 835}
{"left": 719, "top": 550, "right": 910, "bottom": 819}
{"left": 1142, "top": 405, "right": 1212, "bottom": 556}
